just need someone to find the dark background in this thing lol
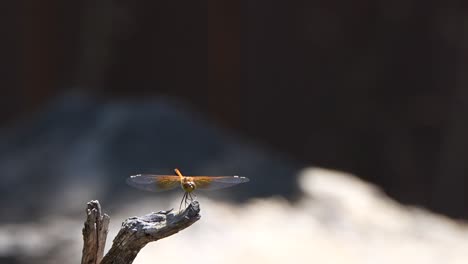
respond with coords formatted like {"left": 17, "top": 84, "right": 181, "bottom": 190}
{"left": 1, "top": 1, "right": 467, "bottom": 219}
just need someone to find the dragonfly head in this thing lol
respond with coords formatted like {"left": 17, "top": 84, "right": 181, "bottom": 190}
{"left": 181, "top": 177, "right": 196, "bottom": 193}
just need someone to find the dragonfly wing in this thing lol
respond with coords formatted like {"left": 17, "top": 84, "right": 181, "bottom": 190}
{"left": 193, "top": 176, "right": 250, "bottom": 191}
{"left": 126, "top": 174, "right": 180, "bottom": 192}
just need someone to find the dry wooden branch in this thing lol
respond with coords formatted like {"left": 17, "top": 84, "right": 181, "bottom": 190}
{"left": 81, "top": 200, "right": 201, "bottom": 264}
{"left": 82, "top": 200, "right": 110, "bottom": 264}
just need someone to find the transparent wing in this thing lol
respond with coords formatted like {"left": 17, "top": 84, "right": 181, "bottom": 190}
{"left": 126, "top": 174, "right": 180, "bottom": 192}
{"left": 192, "top": 176, "right": 250, "bottom": 191}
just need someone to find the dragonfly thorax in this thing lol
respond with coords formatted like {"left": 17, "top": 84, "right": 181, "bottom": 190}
{"left": 181, "top": 177, "right": 196, "bottom": 193}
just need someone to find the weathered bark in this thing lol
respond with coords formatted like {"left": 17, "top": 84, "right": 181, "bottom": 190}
{"left": 82, "top": 200, "right": 201, "bottom": 264}
{"left": 82, "top": 200, "right": 110, "bottom": 264}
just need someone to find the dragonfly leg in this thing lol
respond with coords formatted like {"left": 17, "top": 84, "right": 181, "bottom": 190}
{"left": 185, "top": 193, "right": 191, "bottom": 207}
{"left": 179, "top": 192, "right": 187, "bottom": 211}
{"left": 187, "top": 192, "right": 196, "bottom": 202}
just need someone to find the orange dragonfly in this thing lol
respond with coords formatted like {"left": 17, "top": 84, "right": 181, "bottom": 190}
{"left": 127, "top": 168, "right": 249, "bottom": 210}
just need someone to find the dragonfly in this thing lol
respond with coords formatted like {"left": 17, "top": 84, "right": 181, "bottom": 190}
{"left": 126, "top": 168, "right": 250, "bottom": 210}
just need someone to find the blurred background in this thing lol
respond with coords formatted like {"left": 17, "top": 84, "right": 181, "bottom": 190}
{"left": 1, "top": 1, "right": 468, "bottom": 263}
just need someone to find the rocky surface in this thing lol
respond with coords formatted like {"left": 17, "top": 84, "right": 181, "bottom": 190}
{"left": 0, "top": 93, "right": 467, "bottom": 263}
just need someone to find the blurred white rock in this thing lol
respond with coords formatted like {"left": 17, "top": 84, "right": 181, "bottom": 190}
{"left": 1, "top": 167, "right": 467, "bottom": 264}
